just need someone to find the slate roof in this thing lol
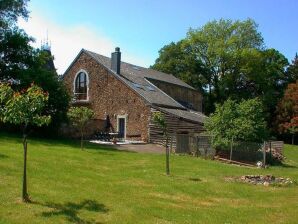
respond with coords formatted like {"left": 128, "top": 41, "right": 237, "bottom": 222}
{"left": 85, "top": 50, "right": 195, "bottom": 90}
{"left": 84, "top": 49, "right": 187, "bottom": 109}
{"left": 64, "top": 49, "right": 206, "bottom": 123}
{"left": 157, "top": 107, "right": 207, "bottom": 124}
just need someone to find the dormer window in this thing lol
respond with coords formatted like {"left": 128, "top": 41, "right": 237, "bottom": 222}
{"left": 74, "top": 70, "right": 89, "bottom": 101}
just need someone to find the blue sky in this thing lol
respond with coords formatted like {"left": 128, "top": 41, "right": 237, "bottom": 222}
{"left": 20, "top": 0, "right": 298, "bottom": 74}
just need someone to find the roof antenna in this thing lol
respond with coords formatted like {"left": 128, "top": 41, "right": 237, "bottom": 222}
{"left": 46, "top": 29, "right": 48, "bottom": 45}
{"left": 41, "top": 29, "right": 51, "bottom": 51}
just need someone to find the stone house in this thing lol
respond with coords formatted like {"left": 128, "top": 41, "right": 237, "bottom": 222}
{"left": 63, "top": 47, "right": 206, "bottom": 147}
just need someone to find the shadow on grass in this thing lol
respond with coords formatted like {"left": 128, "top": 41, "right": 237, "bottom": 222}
{"left": 30, "top": 135, "right": 136, "bottom": 153}
{"left": 34, "top": 199, "right": 108, "bottom": 224}
{"left": 0, "top": 153, "right": 8, "bottom": 159}
{"left": 189, "top": 177, "right": 202, "bottom": 182}
{"left": 280, "top": 163, "right": 297, "bottom": 169}
{"left": 1, "top": 133, "right": 134, "bottom": 154}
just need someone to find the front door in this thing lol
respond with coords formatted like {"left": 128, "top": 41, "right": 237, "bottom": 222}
{"left": 118, "top": 118, "right": 125, "bottom": 139}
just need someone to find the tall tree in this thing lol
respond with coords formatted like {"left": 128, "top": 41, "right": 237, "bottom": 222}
{"left": 0, "top": 0, "right": 32, "bottom": 81}
{"left": 285, "top": 53, "right": 298, "bottom": 84}
{"left": 0, "top": 83, "right": 51, "bottom": 202}
{"left": 152, "top": 19, "right": 288, "bottom": 117}
{"left": 0, "top": 0, "right": 70, "bottom": 133}
{"left": 275, "top": 81, "right": 298, "bottom": 144}
{"left": 151, "top": 40, "right": 209, "bottom": 93}
{"left": 186, "top": 19, "right": 263, "bottom": 104}
{"left": 0, "top": 0, "right": 29, "bottom": 29}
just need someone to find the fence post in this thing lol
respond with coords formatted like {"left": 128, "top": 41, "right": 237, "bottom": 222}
{"left": 263, "top": 141, "right": 266, "bottom": 168}
{"left": 269, "top": 141, "right": 272, "bottom": 163}
{"left": 170, "top": 134, "right": 173, "bottom": 153}
{"left": 229, "top": 137, "right": 233, "bottom": 161}
{"left": 196, "top": 136, "right": 199, "bottom": 157}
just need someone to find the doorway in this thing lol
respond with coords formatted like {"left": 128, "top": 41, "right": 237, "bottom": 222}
{"left": 117, "top": 115, "right": 127, "bottom": 140}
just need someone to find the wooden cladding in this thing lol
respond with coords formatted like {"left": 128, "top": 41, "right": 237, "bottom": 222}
{"left": 149, "top": 79, "right": 202, "bottom": 111}
{"left": 149, "top": 108, "right": 204, "bottom": 150}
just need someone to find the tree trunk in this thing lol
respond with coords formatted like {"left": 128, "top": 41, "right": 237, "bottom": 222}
{"left": 80, "top": 127, "right": 84, "bottom": 150}
{"left": 22, "top": 133, "right": 30, "bottom": 202}
{"left": 263, "top": 141, "right": 266, "bottom": 168}
{"left": 165, "top": 136, "right": 170, "bottom": 175}
{"left": 292, "top": 134, "right": 295, "bottom": 145}
{"left": 229, "top": 137, "right": 233, "bottom": 161}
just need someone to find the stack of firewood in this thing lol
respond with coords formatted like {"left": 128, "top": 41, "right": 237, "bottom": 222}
{"left": 267, "top": 148, "right": 284, "bottom": 162}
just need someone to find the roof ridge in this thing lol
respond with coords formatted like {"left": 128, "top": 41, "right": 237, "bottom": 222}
{"left": 84, "top": 49, "right": 193, "bottom": 88}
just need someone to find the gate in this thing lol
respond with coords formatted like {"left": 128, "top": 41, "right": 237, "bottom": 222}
{"left": 176, "top": 134, "right": 190, "bottom": 153}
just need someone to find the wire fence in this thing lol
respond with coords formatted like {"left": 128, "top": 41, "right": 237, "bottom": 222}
{"left": 172, "top": 133, "right": 284, "bottom": 166}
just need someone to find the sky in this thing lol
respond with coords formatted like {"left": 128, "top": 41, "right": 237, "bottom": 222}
{"left": 18, "top": 0, "right": 298, "bottom": 74}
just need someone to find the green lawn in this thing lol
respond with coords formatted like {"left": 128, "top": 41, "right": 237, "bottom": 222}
{"left": 0, "top": 133, "right": 297, "bottom": 224}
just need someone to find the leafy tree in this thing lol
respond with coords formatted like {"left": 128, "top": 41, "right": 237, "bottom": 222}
{"left": 285, "top": 53, "right": 298, "bottom": 84}
{"left": 0, "top": 0, "right": 70, "bottom": 133}
{"left": 67, "top": 107, "right": 94, "bottom": 150}
{"left": 0, "top": 83, "right": 51, "bottom": 202}
{"left": 152, "top": 19, "right": 289, "bottom": 118}
{"left": 152, "top": 111, "right": 170, "bottom": 175}
{"left": 205, "top": 98, "right": 268, "bottom": 148}
{"left": 1, "top": 0, "right": 31, "bottom": 80}
{"left": 151, "top": 40, "right": 208, "bottom": 93}
{"left": 0, "top": 0, "right": 29, "bottom": 29}
{"left": 19, "top": 50, "right": 70, "bottom": 133}
{"left": 275, "top": 81, "right": 298, "bottom": 144}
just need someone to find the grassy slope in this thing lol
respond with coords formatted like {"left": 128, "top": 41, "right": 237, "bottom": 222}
{"left": 0, "top": 133, "right": 297, "bottom": 224}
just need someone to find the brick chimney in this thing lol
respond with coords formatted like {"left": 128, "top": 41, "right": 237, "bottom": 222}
{"left": 111, "top": 47, "right": 121, "bottom": 74}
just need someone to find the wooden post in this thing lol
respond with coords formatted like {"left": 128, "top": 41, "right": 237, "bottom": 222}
{"left": 269, "top": 141, "right": 272, "bottom": 163}
{"left": 170, "top": 134, "right": 173, "bottom": 153}
{"left": 263, "top": 141, "right": 266, "bottom": 168}
{"left": 229, "top": 137, "right": 233, "bottom": 161}
{"left": 196, "top": 136, "right": 199, "bottom": 157}
{"left": 165, "top": 136, "right": 170, "bottom": 175}
{"left": 22, "top": 134, "right": 30, "bottom": 202}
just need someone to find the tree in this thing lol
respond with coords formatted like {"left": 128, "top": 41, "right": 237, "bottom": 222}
{"left": 152, "top": 19, "right": 288, "bottom": 118}
{"left": 285, "top": 53, "right": 298, "bottom": 85}
{"left": 1, "top": 0, "right": 70, "bottom": 134}
{"left": 275, "top": 81, "right": 298, "bottom": 144}
{"left": 19, "top": 50, "right": 70, "bottom": 133}
{"left": 0, "top": 83, "right": 51, "bottom": 202}
{"left": 1, "top": 0, "right": 31, "bottom": 80}
{"left": 67, "top": 107, "right": 94, "bottom": 150}
{"left": 151, "top": 40, "right": 209, "bottom": 93}
{"left": 0, "top": 0, "right": 29, "bottom": 29}
{"left": 205, "top": 98, "right": 268, "bottom": 148}
{"left": 152, "top": 111, "right": 170, "bottom": 175}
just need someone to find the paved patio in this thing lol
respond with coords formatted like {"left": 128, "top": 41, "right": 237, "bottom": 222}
{"left": 114, "top": 143, "right": 164, "bottom": 154}
{"left": 90, "top": 140, "right": 164, "bottom": 154}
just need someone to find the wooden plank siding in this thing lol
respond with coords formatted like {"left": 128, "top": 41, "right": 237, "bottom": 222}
{"left": 149, "top": 108, "right": 205, "bottom": 151}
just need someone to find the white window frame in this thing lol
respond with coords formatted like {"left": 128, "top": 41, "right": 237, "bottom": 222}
{"left": 73, "top": 69, "right": 90, "bottom": 102}
{"left": 117, "top": 115, "right": 127, "bottom": 140}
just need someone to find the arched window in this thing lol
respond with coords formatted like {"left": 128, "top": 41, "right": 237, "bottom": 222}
{"left": 74, "top": 71, "right": 88, "bottom": 100}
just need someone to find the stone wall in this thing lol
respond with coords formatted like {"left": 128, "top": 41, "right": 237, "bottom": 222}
{"left": 63, "top": 52, "right": 151, "bottom": 141}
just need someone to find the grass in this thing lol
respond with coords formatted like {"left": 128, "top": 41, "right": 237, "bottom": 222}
{"left": 0, "top": 132, "right": 298, "bottom": 224}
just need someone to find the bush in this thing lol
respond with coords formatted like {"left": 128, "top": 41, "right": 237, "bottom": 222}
{"left": 205, "top": 98, "right": 268, "bottom": 148}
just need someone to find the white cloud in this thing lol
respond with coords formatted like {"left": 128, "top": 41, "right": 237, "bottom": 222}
{"left": 18, "top": 12, "right": 150, "bottom": 74}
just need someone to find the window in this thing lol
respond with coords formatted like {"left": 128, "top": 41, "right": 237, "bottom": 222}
{"left": 74, "top": 71, "right": 88, "bottom": 100}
